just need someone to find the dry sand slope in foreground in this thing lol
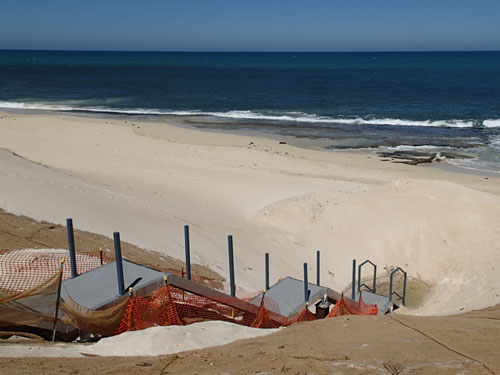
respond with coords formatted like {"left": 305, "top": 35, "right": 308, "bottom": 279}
{"left": 0, "top": 111, "right": 499, "bottom": 316}
{"left": 1, "top": 304, "right": 499, "bottom": 375}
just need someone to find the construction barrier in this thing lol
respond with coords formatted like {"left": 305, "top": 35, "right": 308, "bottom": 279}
{"left": 327, "top": 293, "right": 378, "bottom": 317}
{"left": 0, "top": 249, "right": 379, "bottom": 337}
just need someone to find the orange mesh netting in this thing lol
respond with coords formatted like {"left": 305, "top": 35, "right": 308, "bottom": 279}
{"left": 117, "top": 284, "right": 182, "bottom": 333}
{"left": 65, "top": 284, "right": 379, "bottom": 336}
{"left": 0, "top": 249, "right": 112, "bottom": 294}
{"left": 289, "top": 307, "right": 317, "bottom": 324}
{"left": 250, "top": 293, "right": 283, "bottom": 328}
{"left": 114, "top": 286, "right": 320, "bottom": 335}
{"left": 326, "top": 293, "right": 378, "bottom": 318}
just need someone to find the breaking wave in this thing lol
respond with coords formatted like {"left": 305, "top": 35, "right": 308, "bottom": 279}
{"left": 0, "top": 101, "right": 499, "bottom": 129}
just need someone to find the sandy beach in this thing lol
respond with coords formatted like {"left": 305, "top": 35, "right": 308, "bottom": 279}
{"left": 0, "top": 110, "right": 499, "bottom": 316}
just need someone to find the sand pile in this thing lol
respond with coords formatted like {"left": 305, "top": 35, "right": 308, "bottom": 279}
{"left": 256, "top": 179, "right": 500, "bottom": 315}
{"left": 81, "top": 321, "right": 279, "bottom": 357}
{"left": 0, "top": 322, "right": 279, "bottom": 358}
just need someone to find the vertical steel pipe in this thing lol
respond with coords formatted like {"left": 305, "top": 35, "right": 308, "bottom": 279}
{"left": 51, "top": 258, "right": 65, "bottom": 342}
{"left": 389, "top": 273, "right": 392, "bottom": 301}
{"left": 402, "top": 271, "right": 407, "bottom": 306}
{"left": 303, "top": 262, "right": 309, "bottom": 302}
{"left": 228, "top": 235, "right": 235, "bottom": 297}
{"left": 265, "top": 252, "right": 270, "bottom": 291}
{"left": 113, "top": 232, "right": 125, "bottom": 296}
{"left": 316, "top": 250, "right": 320, "bottom": 286}
{"left": 66, "top": 218, "right": 78, "bottom": 278}
{"left": 352, "top": 259, "right": 356, "bottom": 300}
{"left": 184, "top": 225, "right": 191, "bottom": 280}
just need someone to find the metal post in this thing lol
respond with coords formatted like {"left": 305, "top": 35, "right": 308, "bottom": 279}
{"left": 352, "top": 259, "right": 356, "bottom": 300}
{"left": 184, "top": 225, "right": 191, "bottom": 280}
{"left": 358, "top": 264, "right": 361, "bottom": 294}
{"left": 228, "top": 235, "right": 235, "bottom": 297}
{"left": 316, "top": 250, "right": 320, "bottom": 286}
{"left": 66, "top": 218, "right": 78, "bottom": 278}
{"left": 265, "top": 252, "right": 270, "bottom": 291}
{"left": 402, "top": 271, "right": 407, "bottom": 306}
{"left": 389, "top": 275, "right": 394, "bottom": 302}
{"left": 52, "top": 258, "right": 65, "bottom": 342}
{"left": 303, "top": 262, "right": 309, "bottom": 303}
{"left": 113, "top": 232, "right": 125, "bottom": 296}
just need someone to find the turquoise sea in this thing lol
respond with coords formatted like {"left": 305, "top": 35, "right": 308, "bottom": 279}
{"left": 0, "top": 50, "right": 499, "bottom": 172}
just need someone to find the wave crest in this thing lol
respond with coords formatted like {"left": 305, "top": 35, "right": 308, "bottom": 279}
{"left": 0, "top": 101, "right": 499, "bottom": 129}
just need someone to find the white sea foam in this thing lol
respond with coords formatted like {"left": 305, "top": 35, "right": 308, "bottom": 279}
{"left": 385, "top": 145, "right": 456, "bottom": 152}
{"left": 1, "top": 100, "right": 499, "bottom": 129}
{"left": 0, "top": 101, "right": 172, "bottom": 115}
{"left": 484, "top": 119, "right": 500, "bottom": 128}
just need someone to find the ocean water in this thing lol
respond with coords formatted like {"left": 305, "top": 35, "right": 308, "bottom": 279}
{"left": 0, "top": 50, "right": 499, "bottom": 172}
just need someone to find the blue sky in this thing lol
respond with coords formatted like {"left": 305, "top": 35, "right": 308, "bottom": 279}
{"left": 1, "top": 0, "right": 499, "bottom": 51}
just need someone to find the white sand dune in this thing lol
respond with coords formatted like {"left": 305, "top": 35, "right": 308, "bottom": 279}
{"left": 0, "top": 111, "right": 499, "bottom": 316}
{"left": 256, "top": 179, "right": 500, "bottom": 315}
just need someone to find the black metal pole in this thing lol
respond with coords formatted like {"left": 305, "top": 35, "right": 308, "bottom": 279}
{"left": 66, "top": 218, "right": 78, "bottom": 278}
{"left": 389, "top": 273, "right": 394, "bottom": 302}
{"left": 52, "top": 259, "right": 65, "bottom": 342}
{"left": 357, "top": 263, "right": 362, "bottom": 294}
{"left": 113, "top": 232, "right": 125, "bottom": 296}
{"left": 303, "top": 262, "right": 309, "bottom": 303}
{"left": 228, "top": 235, "right": 235, "bottom": 297}
{"left": 184, "top": 225, "right": 191, "bottom": 280}
{"left": 265, "top": 252, "right": 269, "bottom": 291}
{"left": 402, "top": 271, "right": 407, "bottom": 306}
{"left": 352, "top": 259, "right": 356, "bottom": 300}
{"left": 316, "top": 250, "right": 320, "bottom": 286}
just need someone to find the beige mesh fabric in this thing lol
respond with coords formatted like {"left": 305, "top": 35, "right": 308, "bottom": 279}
{"left": 0, "top": 271, "right": 62, "bottom": 327}
{"left": 0, "top": 272, "right": 61, "bottom": 305}
{"left": 60, "top": 295, "right": 129, "bottom": 336}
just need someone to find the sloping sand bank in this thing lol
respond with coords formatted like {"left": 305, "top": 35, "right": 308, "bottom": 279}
{"left": 257, "top": 179, "right": 500, "bottom": 315}
{"left": 0, "top": 111, "right": 499, "bottom": 316}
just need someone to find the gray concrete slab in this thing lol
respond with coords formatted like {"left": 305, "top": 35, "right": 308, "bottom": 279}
{"left": 249, "top": 277, "right": 328, "bottom": 317}
{"left": 61, "top": 260, "right": 166, "bottom": 310}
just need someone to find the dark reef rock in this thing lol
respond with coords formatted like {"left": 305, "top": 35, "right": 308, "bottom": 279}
{"left": 378, "top": 150, "right": 473, "bottom": 165}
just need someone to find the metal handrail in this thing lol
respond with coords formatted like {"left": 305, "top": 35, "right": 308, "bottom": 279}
{"left": 389, "top": 267, "right": 407, "bottom": 306}
{"left": 358, "top": 260, "right": 377, "bottom": 294}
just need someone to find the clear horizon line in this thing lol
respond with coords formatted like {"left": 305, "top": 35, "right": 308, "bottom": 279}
{"left": 1, "top": 48, "right": 499, "bottom": 54}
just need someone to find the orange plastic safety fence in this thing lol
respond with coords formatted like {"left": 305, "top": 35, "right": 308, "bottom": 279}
{"left": 170, "top": 286, "right": 257, "bottom": 326}
{"left": 289, "top": 307, "right": 317, "bottom": 324}
{"left": 327, "top": 293, "right": 378, "bottom": 318}
{"left": 117, "top": 285, "right": 274, "bottom": 334}
{"left": 117, "top": 286, "right": 327, "bottom": 334}
{"left": 0, "top": 249, "right": 112, "bottom": 294}
{"left": 117, "top": 284, "right": 183, "bottom": 333}
{"left": 250, "top": 294, "right": 282, "bottom": 328}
